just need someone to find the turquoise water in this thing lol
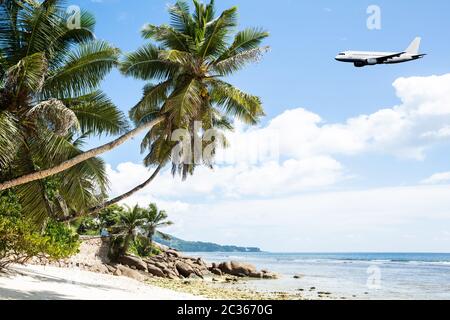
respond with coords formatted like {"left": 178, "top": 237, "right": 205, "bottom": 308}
{"left": 189, "top": 252, "right": 450, "bottom": 300}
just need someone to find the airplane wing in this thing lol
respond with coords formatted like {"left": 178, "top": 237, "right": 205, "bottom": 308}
{"left": 375, "top": 52, "right": 405, "bottom": 63}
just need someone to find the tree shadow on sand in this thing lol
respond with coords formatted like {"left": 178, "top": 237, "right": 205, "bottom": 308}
{"left": 0, "top": 265, "right": 138, "bottom": 300}
{"left": 0, "top": 287, "right": 72, "bottom": 300}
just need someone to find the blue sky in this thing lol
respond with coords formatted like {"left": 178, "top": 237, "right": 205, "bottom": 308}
{"left": 76, "top": 0, "right": 450, "bottom": 252}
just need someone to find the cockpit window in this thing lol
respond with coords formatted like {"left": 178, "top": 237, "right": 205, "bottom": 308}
{"left": 339, "top": 53, "right": 346, "bottom": 55}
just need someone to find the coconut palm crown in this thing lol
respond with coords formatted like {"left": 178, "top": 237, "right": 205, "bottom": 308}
{"left": 142, "top": 203, "right": 173, "bottom": 246}
{"left": 0, "top": 0, "right": 128, "bottom": 224}
{"left": 121, "top": 0, "right": 269, "bottom": 179}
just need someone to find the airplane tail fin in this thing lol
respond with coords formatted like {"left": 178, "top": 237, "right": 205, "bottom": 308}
{"left": 406, "top": 37, "right": 421, "bottom": 55}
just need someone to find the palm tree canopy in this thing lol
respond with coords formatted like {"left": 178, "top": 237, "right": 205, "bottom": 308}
{"left": 144, "top": 203, "right": 173, "bottom": 230}
{"left": 0, "top": 0, "right": 128, "bottom": 225}
{"left": 111, "top": 205, "right": 146, "bottom": 237}
{"left": 121, "top": 0, "right": 268, "bottom": 179}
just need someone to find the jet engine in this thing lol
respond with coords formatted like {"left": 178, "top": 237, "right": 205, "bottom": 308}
{"left": 353, "top": 61, "right": 366, "bottom": 67}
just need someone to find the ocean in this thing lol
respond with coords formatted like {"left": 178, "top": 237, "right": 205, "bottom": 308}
{"left": 188, "top": 252, "right": 450, "bottom": 300}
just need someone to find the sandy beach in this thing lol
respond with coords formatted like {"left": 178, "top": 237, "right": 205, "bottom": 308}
{"left": 0, "top": 265, "right": 205, "bottom": 300}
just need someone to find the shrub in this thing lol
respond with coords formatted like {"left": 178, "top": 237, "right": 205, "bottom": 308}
{"left": 0, "top": 192, "right": 80, "bottom": 271}
{"left": 129, "top": 237, "right": 162, "bottom": 258}
{"left": 73, "top": 204, "right": 122, "bottom": 236}
{"left": 44, "top": 220, "right": 80, "bottom": 259}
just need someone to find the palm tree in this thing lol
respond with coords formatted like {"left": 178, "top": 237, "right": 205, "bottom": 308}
{"left": 85, "top": 0, "right": 269, "bottom": 214}
{"left": 110, "top": 205, "right": 146, "bottom": 257}
{"left": 142, "top": 203, "right": 173, "bottom": 248}
{"left": 0, "top": 0, "right": 164, "bottom": 193}
{"left": 0, "top": 0, "right": 128, "bottom": 223}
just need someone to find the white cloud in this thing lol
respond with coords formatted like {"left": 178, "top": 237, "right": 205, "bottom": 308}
{"left": 251, "top": 73, "right": 450, "bottom": 161}
{"left": 106, "top": 156, "right": 344, "bottom": 200}
{"left": 422, "top": 172, "right": 450, "bottom": 185}
{"left": 163, "top": 185, "right": 450, "bottom": 252}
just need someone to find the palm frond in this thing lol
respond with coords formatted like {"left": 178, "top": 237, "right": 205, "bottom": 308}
{"left": 159, "top": 49, "right": 196, "bottom": 67}
{"left": 212, "top": 46, "right": 269, "bottom": 76}
{"left": 42, "top": 40, "right": 119, "bottom": 98}
{"left": 47, "top": 9, "right": 97, "bottom": 69}
{"left": 200, "top": 6, "right": 237, "bottom": 59}
{"left": 0, "top": 111, "right": 20, "bottom": 169}
{"left": 28, "top": 129, "right": 108, "bottom": 215}
{"left": 27, "top": 98, "right": 79, "bottom": 136}
{"left": 168, "top": 1, "right": 194, "bottom": 34}
{"left": 209, "top": 79, "right": 264, "bottom": 125}
{"left": 64, "top": 90, "right": 129, "bottom": 136}
{"left": 120, "top": 43, "right": 179, "bottom": 81}
{"left": 141, "top": 24, "right": 189, "bottom": 51}
{"left": 15, "top": 179, "right": 52, "bottom": 225}
{"left": 216, "top": 27, "right": 269, "bottom": 62}
{"left": 193, "top": 0, "right": 215, "bottom": 27}
{"left": 0, "top": 0, "right": 22, "bottom": 62}
{"left": 57, "top": 156, "right": 107, "bottom": 214}
{"left": 7, "top": 51, "right": 48, "bottom": 92}
{"left": 13, "top": 143, "right": 53, "bottom": 225}
{"left": 19, "top": 0, "right": 66, "bottom": 58}
{"left": 129, "top": 81, "right": 171, "bottom": 126}
{"left": 163, "top": 78, "right": 202, "bottom": 123}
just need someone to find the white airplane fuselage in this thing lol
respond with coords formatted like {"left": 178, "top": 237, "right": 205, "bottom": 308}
{"left": 335, "top": 38, "right": 426, "bottom": 67}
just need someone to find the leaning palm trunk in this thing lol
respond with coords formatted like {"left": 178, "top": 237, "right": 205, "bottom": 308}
{"left": 85, "top": 163, "right": 164, "bottom": 217}
{"left": 0, "top": 117, "right": 164, "bottom": 191}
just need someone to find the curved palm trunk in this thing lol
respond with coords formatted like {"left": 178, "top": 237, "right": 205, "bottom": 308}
{"left": 87, "top": 164, "right": 164, "bottom": 216}
{"left": 0, "top": 117, "right": 164, "bottom": 191}
{"left": 58, "top": 164, "right": 164, "bottom": 223}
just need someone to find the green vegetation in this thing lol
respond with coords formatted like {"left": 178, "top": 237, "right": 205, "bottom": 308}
{"left": 74, "top": 203, "right": 172, "bottom": 259}
{"left": 0, "top": 192, "right": 79, "bottom": 271}
{"left": 129, "top": 238, "right": 162, "bottom": 257}
{"left": 0, "top": 0, "right": 127, "bottom": 225}
{"left": 109, "top": 205, "right": 147, "bottom": 258}
{"left": 108, "top": 204, "right": 173, "bottom": 259}
{"left": 141, "top": 203, "right": 173, "bottom": 247}
{"left": 0, "top": 0, "right": 268, "bottom": 271}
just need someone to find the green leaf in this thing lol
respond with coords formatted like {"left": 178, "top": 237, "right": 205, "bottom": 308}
{"left": 163, "top": 78, "right": 202, "bottom": 124}
{"left": 120, "top": 43, "right": 179, "bottom": 81}
{"left": 209, "top": 79, "right": 264, "bottom": 125}
{"left": 0, "top": 111, "right": 20, "bottom": 169}
{"left": 43, "top": 40, "right": 119, "bottom": 98}
{"left": 129, "top": 81, "right": 172, "bottom": 126}
{"left": 141, "top": 24, "right": 189, "bottom": 51}
{"left": 212, "top": 46, "right": 270, "bottom": 76}
{"left": 200, "top": 6, "right": 238, "bottom": 59}
{"left": 168, "top": 1, "right": 194, "bottom": 34}
{"left": 7, "top": 52, "right": 48, "bottom": 92}
{"left": 217, "top": 27, "right": 269, "bottom": 61}
{"left": 65, "top": 90, "right": 129, "bottom": 136}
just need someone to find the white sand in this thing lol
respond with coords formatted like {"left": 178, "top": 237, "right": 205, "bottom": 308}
{"left": 0, "top": 264, "right": 205, "bottom": 300}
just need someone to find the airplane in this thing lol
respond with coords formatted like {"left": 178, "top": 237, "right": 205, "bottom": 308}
{"left": 335, "top": 37, "right": 426, "bottom": 67}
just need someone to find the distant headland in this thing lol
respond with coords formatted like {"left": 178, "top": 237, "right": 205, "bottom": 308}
{"left": 154, "top": 235, "right": 261, "bottom": 253}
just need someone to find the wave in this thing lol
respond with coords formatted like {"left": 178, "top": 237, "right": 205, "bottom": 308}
{"left": 197, "top": 253, "right": 450, "bottom": 266}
